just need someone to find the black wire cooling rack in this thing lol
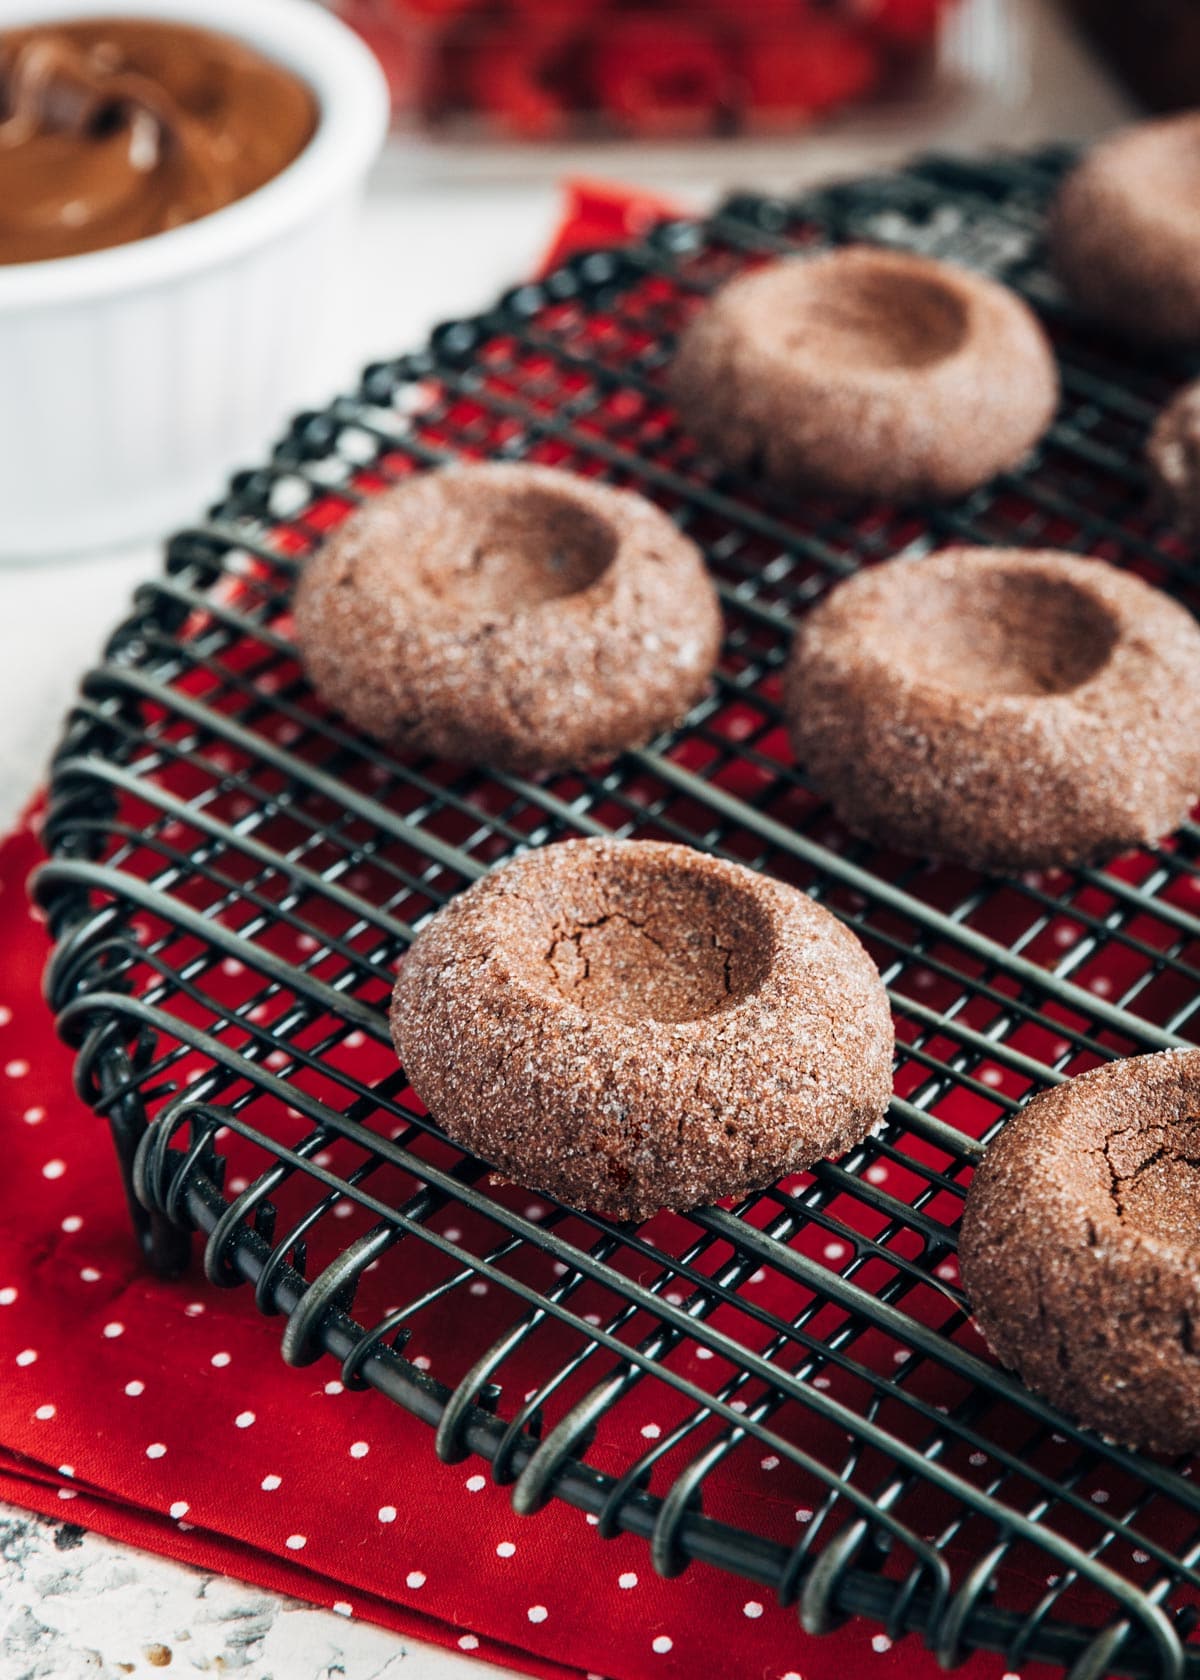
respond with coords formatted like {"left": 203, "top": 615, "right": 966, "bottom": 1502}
{"left": 34, "top": 148, "right": 1200, "bottom": 1680}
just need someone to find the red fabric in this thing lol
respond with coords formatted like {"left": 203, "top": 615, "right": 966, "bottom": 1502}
{"left": 0, "top": 187, "right": 1047, "bottom": 1679}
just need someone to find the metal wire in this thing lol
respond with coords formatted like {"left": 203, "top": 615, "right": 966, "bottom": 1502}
{"left": 35, "top": 148, "right": 1200, "bottom": 1680}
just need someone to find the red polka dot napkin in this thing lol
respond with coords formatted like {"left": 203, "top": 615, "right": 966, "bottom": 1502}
{"left": 0, "top": 804, "right": 1022, "bottom": 1680}
{"left": 0, "top": 186, "right": 1037, "bottom": 1680}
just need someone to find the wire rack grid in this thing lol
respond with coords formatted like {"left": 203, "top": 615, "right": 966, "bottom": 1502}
{"left": 33, "top": 148, "right": 1200, "bottom": 1680}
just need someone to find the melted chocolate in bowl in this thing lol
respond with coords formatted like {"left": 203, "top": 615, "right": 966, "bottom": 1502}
{"left": 0, "top": 16, "right": 317, "bottom": 264}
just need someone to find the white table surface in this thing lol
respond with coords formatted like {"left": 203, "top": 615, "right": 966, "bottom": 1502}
{"left": 0, "top": 4, "right": 1130, "bottom": 1675}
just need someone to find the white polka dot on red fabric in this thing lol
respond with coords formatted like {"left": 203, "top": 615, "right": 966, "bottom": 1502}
{"left": 235, "top": 1411, "right": 255, "bottom": 1428}
{"left": 184, "top": 1302, "right": 205, "bottom": 1317}
{"left": 145, "top": 1443, "right": 166, "bottom": 1459}
{"left": 211, "top": 1352, "right": 231, "bottom": 1368}
{"left": 695, "top": 1346, "right": 713, "bottom": 1360}
{"left": 743, "top": 1601, "right": 764, "bottom": 1619}
{"left": 349, "top": 1441, "right": 369, "bottom": 1458}
{"left": 169, "top": 1501, "right": 189, "bottom": 1519}
{"left": 15, "top": 1349, "right": 36, "bottom": 1366}
{"left": 823, "top": 1241, "right": 846, "bottom": 1261}
{"left": 344, "top": 1031, "right": 366, "bottom": 1050}
{"left": 333, "top": 1602, "right": 353, "bottom": 1618}
{"left": 6, "top": 1059, "right": 29, "bottom": 1078}
{"left": 872, "top": 1634, "right": 892, "bottom": 1653}
{"left": 468, "top": 1281, "right": 488, "bottom": 1296}
{"left": 761, "top": 1455, "right": 780, "bottom": 1471}
{"left": 324, "top": 1380, "right": 343, "bottom": 1395}
{"left": 0, "top": 1006, "right": 10, "bottom": 1026}
{"left": 640, "top": 1423, "right": 661, "bottom": 1439}
{"left": 413, "top": 1355, "right": 431, "bottom": 1372}
{"left": 23, "top": 1107, "right": 44, "bottom": 1125}
{"left": 79, "top": 1267, "right": 100, "bottom": 1283}
{"left": 618, "top": 1572, "right": 637, "bottom": 1589}
{"left": 465, "top": 1474, "right": 485, "bottom": 1492}
{"left": 527, "top": 1606, "right": 547, "bottom": 1624}
{"left": 379, "top": 1505, "right": 396, "bottom": 1523}
{"left": 458, "top": 1635, "right": 479, "bottom": 1651}
{"left": 583, "top": 1311, "right": 600, "bottom": 1325}
{"left": 102, "top": 1322, "right": 124, "bottom": 1339}
{"left": 795, "top": 1508, "right": 813, "bottom": 1523}
{"left": 58, "top": 1488, "right": 77, "bottom": 1501}
{"left": 0, "top": 1287, "right": 16, "bottom": 1305}
{"left": 285, "top": 1535, "right": 306, "bottom": 1550}
{"left": 60, "top": 1215, "right": 81, "bottom": 1232}
{"left": 221, "top": 959, "right": 244, "bottom": 978}
{"left": 58, "top": 1465, "right": 73, "bottom": 1478}
{"left": 781, "top": 1673, "right": 803, "bottom": 1679}
{"left": 1090, "top": 976, "right": 1114, "bottom": 996}
{"left": 865, "top": 1164, "right": 888, "bottom": 1184}
{"left": 1091, "top": 1489, "right": 1109, "bottom": 1504}
{"left": 652, "top": 1636, "right": 673, "bottom": 1654}
{"left": 936, "top": 1261, "right": 957, "bottom": 1281}
{"left": 496, "top": 1541, "right": 515, "bottom": 1558}
{"left": 124, "top": 1380, "right": 144, "bottom": 1396}
{"left": 42, "top": 1159, "right": 65, "bottom": 1180}
{"left": 34, "top": 1404, "right": 55, "bottom": 1420}
{"left": 406, "top": 1571, "right": 426, "bottom": 1590}
{"left": 261, "top": 1475, "right": 281, "bottom": 1491}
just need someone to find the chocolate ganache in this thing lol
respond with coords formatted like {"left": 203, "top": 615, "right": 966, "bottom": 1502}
{"left": 0, "top": 17, "right": 316, "bottom": 264}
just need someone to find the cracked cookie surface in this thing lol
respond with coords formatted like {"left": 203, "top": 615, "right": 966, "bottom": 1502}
{"left": 959, "top": 1049, "right": 1200, "bottom": 1453}
{"left": 391, "top": 837, "right": 894, "bottom": 1222}
{"left": 293, "top": 462, "right": 721, "bottom": 773}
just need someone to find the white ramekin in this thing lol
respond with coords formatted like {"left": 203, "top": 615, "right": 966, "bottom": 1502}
{"left": 0, "top": 0, "right": 389, "bottom": 560}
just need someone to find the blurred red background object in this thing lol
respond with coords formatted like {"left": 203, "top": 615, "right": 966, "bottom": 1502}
{"left": 335, "top": 0, "right": 960, "bottom": 138}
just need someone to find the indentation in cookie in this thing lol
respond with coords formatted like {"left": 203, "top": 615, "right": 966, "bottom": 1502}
{"left": 780, "top": 260, "right": 968, "bottom": 372}
{"left": 1096, "top": 1115, "right": 1200, "bottom": 1253}
{"left": 882, "top": 564, "right": 1119, "bottom": 697}
{"left": 540, "top": 852, "right": 773, "bottom": 1024}
{"left": 410, "top": 485, "right": 617, "bottom": 627}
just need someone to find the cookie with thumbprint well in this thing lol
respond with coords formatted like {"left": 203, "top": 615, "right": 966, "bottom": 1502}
{"left": 783, "top": 547, "right": 1200, "bottom": 870}
{"left": 960, "top": 1049, "right": 1200, "bottom": 1454}
{"left": 668, "top": 245, "right": 1058, "bottom": 500}
{"left": 392, "top": 838, "right": 894, "bottom": 1224}
{"left": 1051, "top": 112, "right": 1200, "bottom": 344}
{"left": 293, "top": 463, "right": 722, "bottom": 774}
